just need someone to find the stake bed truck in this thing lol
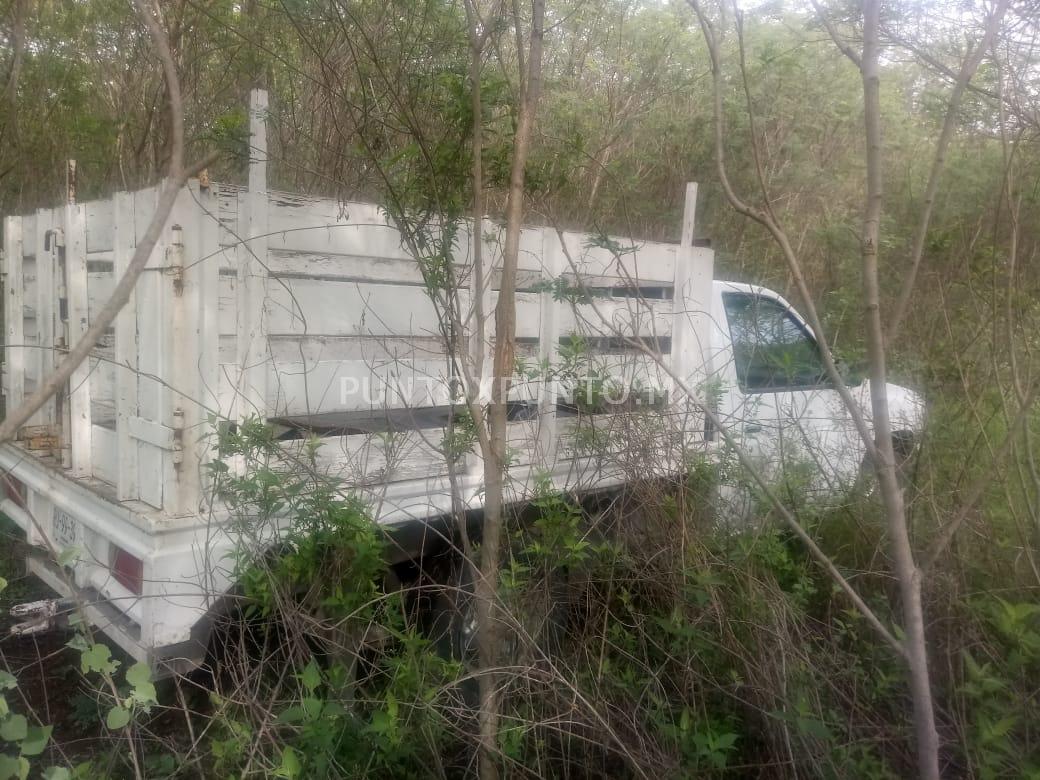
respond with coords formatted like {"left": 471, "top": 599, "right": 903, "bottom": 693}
{"left": 0, "top": 91, "right": 922, "bottom": 673}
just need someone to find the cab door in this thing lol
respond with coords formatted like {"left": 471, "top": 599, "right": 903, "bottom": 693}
{"left": 716, "top": 288, "right": 862, "bottom": 496}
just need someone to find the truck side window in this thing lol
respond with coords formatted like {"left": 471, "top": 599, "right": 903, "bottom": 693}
{"left": 722, "top": 293, "right": 828, "bottom": 391}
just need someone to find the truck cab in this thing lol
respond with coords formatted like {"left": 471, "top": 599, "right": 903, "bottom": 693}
{"left": 710, "top": 280, "right": 923, "bottom": 495}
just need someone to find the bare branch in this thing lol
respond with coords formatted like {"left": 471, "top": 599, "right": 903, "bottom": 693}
{"left": 807, "top": 0, "right": 862, "bottom": 67}
{"left": 886, "top": 0, "right": 1010, "bottom": 344}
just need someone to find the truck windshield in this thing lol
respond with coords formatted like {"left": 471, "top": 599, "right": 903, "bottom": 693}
{"left": 722, "top": 292, "right": 828, "bottom": 392}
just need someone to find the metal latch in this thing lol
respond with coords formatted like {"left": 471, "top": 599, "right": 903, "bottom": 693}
{"left": 172, "top": 408, "right": 184, "bottom": 466}
{"left": 9, "top": 597, "right": 75, "bottom": 636}
{"left": 167, "top": 224, "right": 184, "bottom": 295}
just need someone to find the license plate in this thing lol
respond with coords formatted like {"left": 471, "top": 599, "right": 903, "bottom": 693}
{"left": 53, "top": 508, "right": 78, "bottom": 549}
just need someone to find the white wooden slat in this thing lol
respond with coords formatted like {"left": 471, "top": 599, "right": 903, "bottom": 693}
{"left": 554, "top": 228, "right": 677, "bottom": 284}
{"left": 85, "top": 199, "right": 114, "bottom": 253}
{"left": 134, "top": 185, "right": 166, "bottom": 508}
{"left": 569, "top": 299, "right": 674, "bottom": 339}
{"left": 135, "top": 186, "right": 163, "bottom": 269}
{"left": 266, "top": 249, "right": 463, "bottom": 287}
{"left": 87, "top": 355, "right": 115, "bottom": 403}
{"left": 268, "top": 357, "right": 455, "bottom": 417}
{"left": 90, "top": 424, "right": 118, "bottom": 485}
{"left": 87, "top": 271, "right": 115, "bottom": 321}
{"left": 496, "top": 292, "right": 540, "bottom": 340}
{"left": 113, "top": 191, "right": 139, "bottom": 502}
{"left": 284, "top": 429, "right": 449, "bottom": 485}
{"left": 265, "top": 279, "right": 456, "bottom": 339}
{"left": 218, "top": 273, "right": 236, "bottom": 335}
{"left": 3, "top": 217, "right": 24, "bottom": 412}
{"left": 266, "top": 198, "right": 412, "bottom": 261}
{"left": 128, "top": 415, "right": 176, "bottom": 450}
{"left": 66, "top": 203, "right": 93, "bottom": 477}
{"left": 268, "top": 334, "right": 445, "bottom": 363}
{"left": 19, "top": 215, "right": 35, "bottom": 257}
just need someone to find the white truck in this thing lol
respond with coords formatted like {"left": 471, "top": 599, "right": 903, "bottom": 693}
{"left": 0, "top": 92, "right": 923, "bottom": 673}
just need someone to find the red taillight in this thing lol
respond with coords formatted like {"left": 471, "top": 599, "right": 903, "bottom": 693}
{"left": 112, "top": 546, "right": 143, "bottom": 595}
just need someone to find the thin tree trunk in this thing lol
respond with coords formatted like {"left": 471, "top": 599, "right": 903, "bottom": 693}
{"left": 477, "top": 2, "right": 544, "bottom": 777}
{"left": 859, "top": 2, "right": 940, "bottom": 777}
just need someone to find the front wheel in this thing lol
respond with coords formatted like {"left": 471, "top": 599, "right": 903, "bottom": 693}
{"left": 857, "top": 430, "right": 919, "bottom": 493}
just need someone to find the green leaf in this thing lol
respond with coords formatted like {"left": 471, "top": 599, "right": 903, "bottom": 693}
{"left": 125, "top": 663, "right": 156, "bottom": 704}
{"left": 57, "top": 547, "right": 81, "bottom": 566}
{"left": 0, "top": 716, "right": 27, "bottom": 743}
{"left": 0, "top": 578, "right": 8, "bottom": 595}
{"left": 302, "top": 697, "right": 322, "bottom": 721}
{"left": 42, "top": 768, "right": 71, "bottom": 780}
{"left": 0, "top": 755, "right": 26, "bottom": 780}
{"left": 299, "top": 659, "right": 321, "bottom": 692}
{"left": 0, "top": 754, "right": 19, "bottom": 780}
{"left": 19, "top": 726, "right": 51, "bottom": 757}
{"left": 0, "top": 674, "right": 16, "bottom": 693}
{"left": 274, "top": 747, "right": 301, "bottom": 778}
{"left": 105, "top": 707, "right": 130, "bottom": 730}
{"left": 125, "top": 662, "right": 150, "bottom": 688}
{"left": 80, "top": 644, "right": 118, "bottom": 676}
{"left": 275, "top": 706, "right": 306, "bottom": 725}
{"left": 64, "top": 635, "right": 88, "bottom": 654}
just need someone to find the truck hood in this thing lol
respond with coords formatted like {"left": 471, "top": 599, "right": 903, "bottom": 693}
{"left": 850, "top": 380, "right": 926, "bottom": 435}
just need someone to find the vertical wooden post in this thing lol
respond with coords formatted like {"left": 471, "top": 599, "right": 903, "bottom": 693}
{"left": 669, "top": 183, "right": 714, "bottom": 437}
{"left": 197, "top": 181, "right": 221, "bottom": 496}
{"left": 34, "top": 209, "right": 55, "bottom": 429}
{"left": 66, "top": 159, "right": 77, "bottom": 205}
{"left": 236, "top": 89, "right": 269, "bottom": 419}
{"left": 3, "top": 217, "right": 24, "bottom": 413}
{"left": 113, "top": 191, "right": 139, "bottom": 501}
{"left": 536, "top": 228, "right": 562, "bottom": 465}
{"left": 168, "top": 181, "right": 205, "bottom": 515}
{"left": 65, "top": 202, "right": 92, "bottom": 476}
{"left": 670, "top": 183, "right": 699, "bottom": 384}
